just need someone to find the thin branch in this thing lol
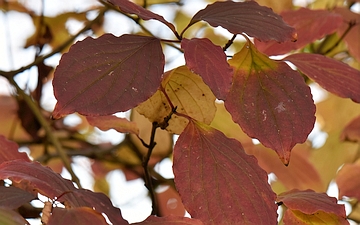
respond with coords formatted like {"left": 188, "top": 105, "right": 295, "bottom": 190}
{"left": 0, "top": 7, "right": 107, "bottom": 79}
{"left": 223, "top": 34, "right": 237, "bottom": 51}
{"left": 8, "top": 77, "right": 82, "bottom": 188}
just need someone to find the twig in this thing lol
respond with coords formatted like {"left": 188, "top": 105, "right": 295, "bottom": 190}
{"left": 0, "top": 7, "right": 107, "bottom": 79}
{"left": 223, "top": 34, "right": 237, "bottom": 51}
{"left": 8, "top": 77, "right": 82, "bottom": 188}
{"left": 141, "top": 106, "right": 177, "bottom": 215}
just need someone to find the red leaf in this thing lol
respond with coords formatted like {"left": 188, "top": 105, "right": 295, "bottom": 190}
{"left": 0, "top": 160, "right": 76, "bottom": 198}
{"left": 188, "top": 1, "right": 296, "bottom": 42}
{"left": 86, "top": 115, "right": 139, "bottom": 135}
{"left": 277, "top": 189, "right": 346, "bottom": 215}
{"left": 285, "top": 53, "right": 360, "bottom": 103}
{"left": 182, "top": 38, "right": 233, "bottom": 100}
{"left": 245, "top": 144, "right": 324, "bottom": 192}
{"left": 0, "top": 207, "right": 30, "bottom": 225}
{"left": 340, "top": 115, "right": 360, "bottom": 142}
{"left": 0, "top": 135, "right": 31, "bottom": 164}
{"left": 59, "top": 189, "right": 129, "bottom": 225}
{"left": 173, "top": 120, "right": 277, "bottom": 225}
{"left": 278, "top": 189, "right": 349, "bottom": 225}
{"left": 334, "top": 7, "right": 360, "bottom": 62}
{"left": 107, "top": 0, "right": 177, "bottom": 35}
{"left": 336, "top": 161, "right": 360, "bottom": 200}
{"left": 52, "top": 34, "right": 164, "bottom": 119}
{"left": 255, "top": 8, "right": 343, "bottom": 55}
{"left": 225, "top": 41, "right": 315, "bottom": 165}
{"left": 47, "top": 207, "right": 108, "bottom": 225}
{"left": 134, "top": 215, "right": 204, "bottom": 225}
{"left": 0, "top": 186, "right": 35, "bottom": 209}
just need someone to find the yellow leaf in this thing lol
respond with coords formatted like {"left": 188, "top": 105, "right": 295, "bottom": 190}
{"left": 136, "top": 65, "right": 216, "bottom": 134}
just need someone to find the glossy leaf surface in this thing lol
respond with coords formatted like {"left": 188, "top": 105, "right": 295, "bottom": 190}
{"left": 134, "top": 215, "right": 204, "bottom": 225}
{"left": 0, "top": 186, "right": 35, "bottom": 209}
{"left": 0, "top": 135, "right": 30, "bottom": 164}
{"left": 47, "top": 207, "right": 108, "bottom": 225}
{"left": 173, "top": 120, "right": 277, "bottom": 225}
{"left": 277, "top": 189, "right": 348, "bottom": 224}
{"left": 52, "top": 34, "right": 164, "bottom": 119}
{"left": 255, "top": 8, "right": 342, "bottom": 55}
{"left": 107, "top": 0, "right": 176, "bottom": 34}
{"left": 225, "top": 41, "right": 315, "bottom": 165}
{"left": 136, "top": 66, "right": 216, "bottom": 134}
{"left": 285, "top": 53, "right": 360, "bottom": 103}
{"left": 187, "top": 1, "right": 296, "bottom": 42}
{"left": 86, "top": 115, "right": 139, "bottom": 135}
{"left": 182, "top": 38, "right": 233, "bottom": 100}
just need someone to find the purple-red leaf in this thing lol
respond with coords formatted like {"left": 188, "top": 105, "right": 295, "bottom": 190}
{"left": 52, "top": 34, "right": 164, "bottom": 119}
{"left": 187, "top": 1, "right": 296, "bottom": 42}
{"left": 173, "top": 120, "right": 277, "bottom": 225}
{"left": 133, "top": 215, "right": 204, "bottom": 225}
{"left": 107, "top": 0, "right": 177, "bottom": 35}
{"left": 277, "top": 189, "right": 348, "bottom": 225}
{"left": 0, "top": 135, "right": 31, "bottom": 164}
{"left": 47, "top": 207, "right": 108, "bottom": 225}
{"left": 86, "top": 115, "right": 139, "bottom": 135}
{"left": 0, "top": 160, "right": 76, "bottom": 198}
{"left": 225, "top": 41, "right": 315, "bottom": 165}
{"left": 0, "top": 186, "right": 36, "bottom": 209}
{"left": 58, "top": 189, "right": 129, "bottom": 225}
{"left": 340, "top": 115, "right": 360, "bottom": 142}
{"left": 182, "top": 38, "right": 233, "bottom": 100}
{"left": 285, "top": 53, "right": 360, "bottom": 103}
{"left": 255, "top": 8, "right": 343, "bottom": 55}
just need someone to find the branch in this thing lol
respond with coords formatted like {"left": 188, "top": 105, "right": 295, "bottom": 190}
{"left": 0, "top": 7, "right": 107, "bottom": 79}
{"left": 8, "top": 77, "right": 82, "bottom": 188}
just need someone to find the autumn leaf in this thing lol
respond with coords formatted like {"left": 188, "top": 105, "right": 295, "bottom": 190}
{"left": 340, "top": 114, "right": 360, "bottom": 142}
{"left": 107, "top": 0, "right": 177, "bottom": 35}
{"left": 0, "top": 186, "right": 35, "bottom": 210}
{"left": 0, "top": 160, "right": 76, "bottom": 198}
{"left": 255, "top": 8, "right": 343, "bottom": 55}
{"left": 185, "top": 1, "right": 296, "bottom": 42}
{"left": 133, "top": 215, "right": 204, "bottom": 225}
{"left": 285, "top": 53, "right": 360, "bottom": 103}
{"left": 52, "top": 34, "right": 164, "bottom": 119}
{"left": 173, "top": 120, "right": 277, "bottom": 225}
{"left": 58, "top": 189, "right": 129, "bottom": 225}
{"left": 0, "top": 207, "right": 30, "bottom": 225}
{"left": 136, "top": 66, "right": 216, "bottom": 134}
{"left": 47, "top": 207, "right": 109, "bottom": 225}
{"left": 225, "top": 40, "right": 315, "bottom": 165}
{"left": 182, "top": 38, "right": 233, "bottom": 100}
{"left": 334, "top": 7, "right": 360, "bottom": 62}
{"left": 245, "top": 144, "right": 324, "bottom": 192}
{"left": 277, "top": 189, "right": 349, "bottom": 225}
{"left": 336, "top": 160, "right": 360, "bottom": 200}
{"left": 86, "top": 115, "right": 139, "bottom": 135}
{"left": 0, "top": 135, "right": 31, "bottom": 164}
